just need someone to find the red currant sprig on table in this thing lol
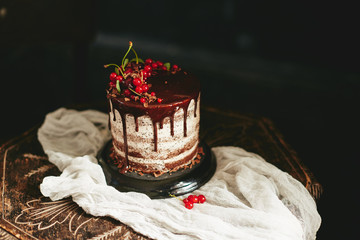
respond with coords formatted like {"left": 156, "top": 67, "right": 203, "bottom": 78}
{"left": 104, "top": 41, "right": 181, "bottom": 107}
{"left": 183, "top": 194, "right": 206, "bottom": 209}
{"left": 170, "top": 194, "right": 206, "bottom": 209}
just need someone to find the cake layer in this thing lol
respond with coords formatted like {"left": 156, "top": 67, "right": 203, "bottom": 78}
{"left": 109, "top": 96, "right": 200, "bottom": 172}
{"left": 114, "top": 140, "right": 198, "bottom": 173}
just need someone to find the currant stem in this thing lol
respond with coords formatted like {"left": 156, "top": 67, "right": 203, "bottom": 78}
{"left": 131, "top": 48, "right": 139, "bottom": 64}
{"left": 122, "top": 42, "right": 133, "bottom": 70}
{"left": 105, "top": 64, "right": 124, "bottom": 77}
{"left": 129, "top": 87, "right": 142, "bottom": 97}
{"left": 169, "top": 193, "right": 182, "bottom": 201}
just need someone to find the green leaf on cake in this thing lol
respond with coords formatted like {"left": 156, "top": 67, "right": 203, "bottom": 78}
{"left": 164, "top": 62, "right": 171, "bottom": 71}
{"left": 116, "top": 80, "right": 121, "bottom": 93}
{"left": 130, "top": 58, "right": 144, "bottom": 63}
{"left": 123, "top": 58, "right": 129, "bottom": 69}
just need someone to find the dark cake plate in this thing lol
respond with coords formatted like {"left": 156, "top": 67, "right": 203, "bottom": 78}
{"left": 98, "top": 141, "right": 216, "bottom": 199}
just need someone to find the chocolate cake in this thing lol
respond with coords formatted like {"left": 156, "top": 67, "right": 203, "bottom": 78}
{"left": 105, "top": 42, "right": 201, "bottom": 176}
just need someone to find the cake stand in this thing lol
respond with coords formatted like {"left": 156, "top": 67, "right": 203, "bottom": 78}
{"left": 98, "top": 141, "right": 216, "bottom": 199}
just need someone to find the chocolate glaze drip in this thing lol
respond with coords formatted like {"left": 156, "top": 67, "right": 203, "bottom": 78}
{"left": 107, "top": 71, "right": 200, "bottom": 170}
{"left": 194, "top": 98, "right": 198, "bottom": 118}
{"left": 183, "top": 101, "right": 189, "bottom": 137}
{"left": 112, "top": 106, "right": 116, "bottom": 121}
{"left": 170, "top": 115, "right": 174, "bottom": 136}
{"left": 153, "top": 120, "right": 158, "bottom": 152}
{"left": 135, "top": 117, "right": 139, "bottom": 132}
{"left": 120, "top": 113, "right": 129, "bottom": 173}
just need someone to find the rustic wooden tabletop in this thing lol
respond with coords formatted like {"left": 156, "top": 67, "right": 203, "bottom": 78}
{"left": 0, "top": 105, "right": 321, "bottom": 240}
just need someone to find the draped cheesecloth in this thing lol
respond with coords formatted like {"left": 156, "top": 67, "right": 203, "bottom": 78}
{"left": 38, "top": 108, "right": 321, "bottom": 240}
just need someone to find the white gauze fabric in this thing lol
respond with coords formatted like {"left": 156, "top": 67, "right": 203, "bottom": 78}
{"left": 38, "top": 108, "right": 321, "bottom": 240}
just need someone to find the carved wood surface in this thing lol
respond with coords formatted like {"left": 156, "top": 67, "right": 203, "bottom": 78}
{"left": 0, "top": 106, "right": 322, "bottom": 239}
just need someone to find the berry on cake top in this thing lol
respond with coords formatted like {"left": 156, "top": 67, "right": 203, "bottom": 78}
{"left": 104, "top": 41, "right": 181, "bottom": 107}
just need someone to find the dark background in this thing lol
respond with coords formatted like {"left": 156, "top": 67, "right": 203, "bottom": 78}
{"left": 1, "top": 1, "right": 359, "bottom": 239}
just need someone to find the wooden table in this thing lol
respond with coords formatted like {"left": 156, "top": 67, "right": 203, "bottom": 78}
{"left": 0, "top": 106, "right": 322, "bottom": 239}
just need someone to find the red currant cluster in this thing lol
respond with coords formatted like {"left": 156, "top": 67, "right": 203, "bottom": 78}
{"left": 183, "top": 194, "right": 206, "bottom": 209}
{"left": 105, "top": 41, "right": 180, "bottom": 107}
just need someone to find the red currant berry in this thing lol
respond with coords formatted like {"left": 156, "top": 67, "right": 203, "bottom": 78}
{"left": 123, "top": 89, "right": 131, "bottom": 96}
{"left": 109, "top": 82, "right": 116, "bottom": 88}
{"left": 130, "top": 95, "right": 136, "bottom": 100}
{"left": 172, "top": 64, "right": 179, "bottom": 70}
{"left": 144, "top": 65, "right": 152, "bottom": 72}
{"left": 110, "top": 72, "right": 117, "bottom": 82}
{"left": 157, "top": 98, "right": 163, "bottom": 103}
{"left": 133, "top": 78, "right": 142, "bottom": 86}
{"left": 115, "top": 75, "right": 123, "bottom": 82}
{"left": 185, "top": 202, "right": 193, "bottom": 209}
{"left": 124, "top": 68, "right": 133, "bottom": 74}
{"left": 145, "top": 59, "right": 153, "bottom": 64}
{"left": 141, "top": 84, "right": 149, "bottom": 92}
{"left": 151, "top": 63, "right": 158, "bottom": 69}
{"left": 135, "top": 86, "right": 143, "bottom": 93}
{"left": 145, "top": 71, "right": 153, "bottom": 78}
{"left": 156, "top": 61, "right": 163, "bottom": 67}
{"left": 183, "top": 198, "right": 189, "bottom": 204}
{"left": 187, "top": 195, "right": 199, "bottom": 203}
{"left": 198, "top": 195, "right": 206, "bottom": 203}
{"left": 161, "top": 66, "right": 167, "bottom": 71}
{"left": 151, "top": 92, "right": 156, "bottom": 96}
{"left": 143, "top": 71, "right": 150, "bottom": 78}
{"left": 140, "top": 97, "right": 147, "bottom": 103}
